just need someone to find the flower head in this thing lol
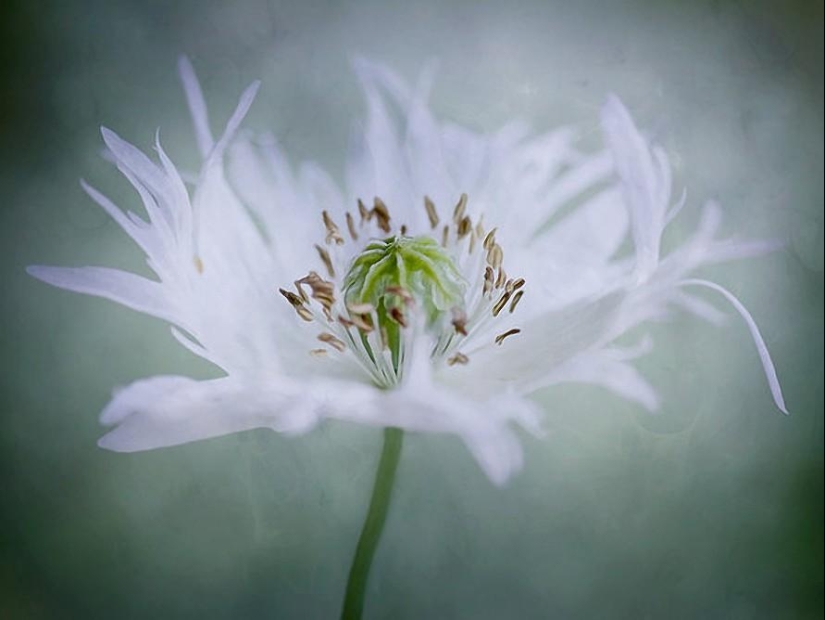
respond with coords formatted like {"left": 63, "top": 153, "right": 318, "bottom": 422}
{"left": 28, "top": 57, "right": 787, "bottom": 485}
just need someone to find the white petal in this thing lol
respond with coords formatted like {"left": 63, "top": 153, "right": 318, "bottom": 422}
{"left": 680, "top": 279, "right": 788, "bottom": 414}
{"left": 98, "top": 375, "right": 319, "bottom": 452}
{"left": 601, "top": 95, "right": 669, "bottom": 280}
{"left": 27, "top": 265, "right": 181, "bottom": 327}
{"left": 177, "top": 56, "right": 215, "bottom": 159}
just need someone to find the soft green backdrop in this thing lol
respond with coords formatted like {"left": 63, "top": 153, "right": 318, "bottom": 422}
{"left": 1, "top": 0, "right": 822, "bottom": 617}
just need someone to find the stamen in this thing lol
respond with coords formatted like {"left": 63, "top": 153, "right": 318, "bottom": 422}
{"left": 193, "top": 255, "right": 204, "bottom": 274}
{"left": 347, "top": 302, "right": 375, "bottom": 315}
{"left": 487, "top": 243, "right": 503, "bottom": 270}
{"left": 509, "top": 290, "right": 524, "bottom": 313}
{"left": 318, "top": 332, "right": 346, "bottom": 352}
{"left": 389, "top": 307, "right": 407, "bottom": 327}
{"left": 483, "top": 266, "right": 495, "bottom": 296}
{"left": 322, "top": 211, "right": 344, "bottom": 245}
{"left": 346, "top": 212, "right": 359, "bottom": 241}
{"left": 452, "top": 193, "right": 468, "bottom": 223}
{"left": 358, "top": 198, "right": 369, "bottom": 223}
{"left": 451, "top": 307, "right": 468, "bottom": 335}
{"left": 424, "top": 196, "right": 439, "bottom": 229}
{"left": 314, "top": 244, "right": 336, "bottom": 279}
{"left": 310, "top": 348, "right": 328, "bottom": 357}
{"left": 441, "top": 225, "right": 449, "bottom": 247}
{"left": 495, "top": 267, "right": 506, "bottom": 289}
{"left": 483, "top": 228, "right": 497, "bottom": 250}
{"left": 495, "top": 328, "right": 521, "bottom": 345}
{"left": 299, "top": 272, "right": 336, "bottom": 309}
{"left": 372, "top": 197, "right": 391, "bottom": 233}
{"left": 447, "top": 352, "right": 469, "bottom": 366}
{"left": 512, "top": 277, "right": 525, "bottom": 291}
{"left": 457, "top": 215, "right": 472, "bottom": 240}
{"left": 492, "top": 291, "right": 512, "bottom": 317}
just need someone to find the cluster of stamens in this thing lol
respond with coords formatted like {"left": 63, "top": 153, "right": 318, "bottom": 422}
{"left": 278, "top": 193, "right": 526, "bottom": 387}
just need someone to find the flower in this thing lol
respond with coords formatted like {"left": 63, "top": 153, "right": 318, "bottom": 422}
{"left": 28, "top": 58, "right": 787, "bottom": 485}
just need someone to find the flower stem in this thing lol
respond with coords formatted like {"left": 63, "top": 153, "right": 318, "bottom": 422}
{"left": 340, "top": 427, "right": 404, "bottom": 620}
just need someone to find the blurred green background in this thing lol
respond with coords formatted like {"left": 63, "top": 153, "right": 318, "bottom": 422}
{"left": 1, "top": 0, "right": 822, "bottom": 617}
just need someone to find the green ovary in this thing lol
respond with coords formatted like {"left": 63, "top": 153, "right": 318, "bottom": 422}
{"left": 343, "top": 235, "right": 466, "bottom": 329}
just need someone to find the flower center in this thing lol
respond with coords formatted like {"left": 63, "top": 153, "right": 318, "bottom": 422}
{"left": 278, "top": 194, "right": 526, "bottom": 388}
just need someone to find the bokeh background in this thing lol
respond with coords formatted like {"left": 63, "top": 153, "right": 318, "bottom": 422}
{"left": 1, "top": 0, "right": 822, "bottom": 617}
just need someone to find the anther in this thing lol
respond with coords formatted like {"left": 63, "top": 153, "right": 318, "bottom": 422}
{"left": 424, "top": 196, "right": 439, "bottom": 229}
{"left": 358, "top": 198, "right": 370, "bottom": 222}
{"left": 512, "top": 277, "right": 525, "bottom": 291}
{"left": 492, "top": 291, "right": 512, "bottom": 317}
{"left": 487, "top": 243, "right": 503, "bottom": 270}
{"left": 389, "top": 306, "right": 407, "bottom": 327}
{"left": 314, "top": 244, "right": 336, "bottom": 279}
{"left": 451, "top": 307, "right": 468, "bottom": 335}
{"left": 495, "top": 328, "right": 521, "bottom": 345}
{"left": 509, "top": 290, "right": 524, "bottom": 313}
{"left": 310, "top": 349, "right": 328, "bottom": 357}
{"left": 193, "top": 256, "right": 204, "bottom": 274}
{"left": 347, "top": 302, "right": 375, "bottom": 315}
{"left": 457, "top": 215, "right": 472, "bottom": 240}
{"left": 322, "top": 211, "right": 344, "bottom": 245}
{"left": 318, "top": 332, "right": 346, "bottom": 352}
{"left": 372, "top": 197, "right": 391, "bottom": 233}
{"left": 452, "top": 193, "right": 468, "bottom": 223}
{"left": 346, "top": 212, "right": 359, "bottom": 241}
{"left": 495, "top": 267, "right": 507, "bottom": 290}
{"left": 447, "top": 352, "right": 469, "bottom": 366}
{"left": 441, "top": 225, "right": 449, "bottom": 247}
{"left": 483, "top": 266, "right": 495, "bottom": 295}
{"left": 483, "top": 228, "right": 497, "bottom": 250}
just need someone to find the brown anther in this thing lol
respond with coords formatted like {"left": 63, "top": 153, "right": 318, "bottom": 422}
{"left": 322, "top": 210, "right": 344, "bottom": 246}
{"left": 385, "top": 286, "right": 414, "bottom": 306}
{"left": 452, "top": 193, "right": 468, "bottom": 223}
{"left": 314, "top": 244, "right": 336, "bottom": 279}
{"left": 299, "top": 271, "right": 336, "bottom": 309}
{"left": 358, "top": 198, "right": 370, "bottom": 222}
{"left": 318, "top": 332, "right": 346, "bottom": 352}
{"left": 504, "top": 279, "right": 515, "bottom": 294}
{"left": 468, "top": 229, "right": 477, "bottom": 254}
{"left": 509, "top": 290, "right": 524, "bottom": 313}
{"left": 279, "top": 288, "right": 304, "bottom": 307}
{"left": 349, "top": 313, "right": 374, "bottom": 333}
{"left": 457, "top": 215, "right": 472, "bottom": 240}
{"left": 483, "top": 228, "right": 497, "bottom": 250}
{"left": 495, "top": 328, "right": 521, "bottom": 346}
{"left": 447, "top": 352, "right": 469, "bottom": 366}
{"left": 487, "top": 243, "right": 503, "bottom": 269}
{"left": 495, "top": 267, "right": 507, "bottom": 289}
{"left": 296, "top": 306, "right": 314, "bottom": 322}
{"left": 400, "top": 224, "right": 408, "bottom": 236}
{"left": 372, "top": 197, "right": 391, "bottom": 233}
{"left": 475, "top": 219, "right": 485, "bottom": 240}
{"left": 492, "top": 291, "right": 512, "bottom": 317}
{"left": 483, "top": 266, "right": 495, "bottom": 295}
{"left": 310, "top": 348, "right": 328, "bottom": 357}
{"left": 441, "top": 224, "right": 449, "bottom": 247}
{"left": 294, "top": 280, "right": 309, "bottom": 303}
{"left": 451, "top": 307, "right": 468, "bottom": 336}
{"left": 346, "top": 212, "right": 359, "bottom": 241}
{"left": 346, "top": 302, "right": 375, "bottom": 315}
{"left": 512, "top": 277, "right": 525, "bottom": 291}
{"left": 337, "top": 314, "right": 355, "bottom": 328}
{"left": 193, "top": 255, "right": 204, "bottom": 274}
{"left": 424, "top": 196, "right": 439, "bottom": 229}
{"left": 389, "top": 306, "right": 407, "bottom": 327}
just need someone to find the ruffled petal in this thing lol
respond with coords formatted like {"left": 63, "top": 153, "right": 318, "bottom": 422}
{"left": 98, "top": 375, "right": 320, "bottom": 452}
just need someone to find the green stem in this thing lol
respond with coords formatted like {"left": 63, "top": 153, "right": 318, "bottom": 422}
{"left": 341, "top": 427, "right": 404, "bottom": 620}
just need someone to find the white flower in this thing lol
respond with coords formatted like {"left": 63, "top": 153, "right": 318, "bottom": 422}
{"left": 28, "top": 58, "right": 787, "bottom": 485}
